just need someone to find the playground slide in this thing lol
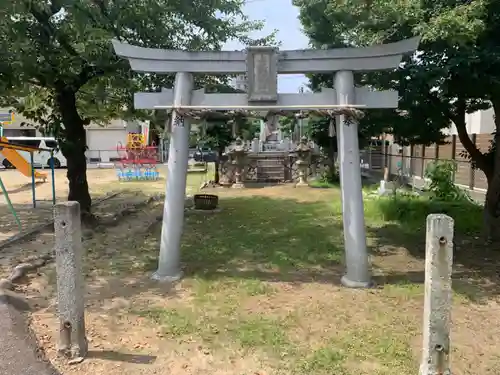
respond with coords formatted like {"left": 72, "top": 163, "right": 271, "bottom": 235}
{"left": 0, "top": 147, "right": 47, "bottom": 180}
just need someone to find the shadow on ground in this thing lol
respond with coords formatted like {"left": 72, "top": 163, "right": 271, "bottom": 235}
{"left": 180, "top": 196, "right": 345, "bottom": 280}
{"left": 81, "top": 193, "right": 500, "bottom": 304}
{"left": 84, "top": 194, "right": 347, "bottom": 302}
{"left": 87, "top": 350, "right": 157, "bottom": 364}
{"left": 0, "top": 203, "right": 53, "bottom": 243}
{"left": 1, "top": 180, "right": 47, "bottom": 195}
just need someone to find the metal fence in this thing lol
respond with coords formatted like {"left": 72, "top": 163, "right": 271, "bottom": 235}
{"left": 85, "top": 148, "right": 163, "bottom": 166}
{"left": 360, "top": 145, "right": 488, "bottom": 196}
{"left": 85, "top": 149, "right": 126, "bottom": 164}
{"left": 85, "top": 147, "right": 208, "bottom": 165}
{"left": 85, "top": 143, "right": 488, "bottom": 196}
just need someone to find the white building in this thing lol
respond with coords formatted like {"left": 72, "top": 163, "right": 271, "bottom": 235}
{"left": 231, "top": 74, "right": 247, "bottom": 92}
{"left": 84, "top": 119, "right": 143, "bottom": 163}
{"left": 444, "top": 107, "right": 496, "bottom": 135}
{"left": 0, "top": 110, "right": 40, "bottom": 137}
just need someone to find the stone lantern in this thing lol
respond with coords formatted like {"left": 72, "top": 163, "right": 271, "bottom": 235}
{"left": 227, "top": 137, "right": 248, "bottom": 188}
{"left": 295, "top": 136, "right": 311, "bottom": 187}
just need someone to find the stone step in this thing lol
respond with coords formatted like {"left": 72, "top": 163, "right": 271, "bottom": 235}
{"left": 257, "top": 159, "right": 282, "bottom": 163}
{"left": 257, "top": 167, "right": 284, "bottom": 173}
{"left": 253, "top": 151, "right": 287, "bottom": 157}
{"left": 256, "top": 178, "right": 283, "bottom": 182}
{"left": 257, "top": 171, "right": 285, "bottom": 177}
{"left": 257, "top": 164, "right": 283, "bottom": 169}
{"left": 256, "top": 161, "right": 284, "bottom": 166}
{"left": 256, "top": 176, "right": 284, "bottom": 182}
{"left": 257, "top": 170, "right": 284, "bottom": 176}
{"left": 257, "top": 168, "right": 284, "bottom": 172}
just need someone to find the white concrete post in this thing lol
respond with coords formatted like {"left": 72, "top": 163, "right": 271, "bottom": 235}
{"left": 259, "top": 120, "right": 266, "bottom": 143}
{"left": 53, "top": 201, "right": 87, "bottom": 359}
{"left": 251, "top": 138, "right": 259, "bottom": 153}
{"left": 381, "top": 133, "right": 387, "bottom": 170}
{"left": 420, "top": 214, "right": 454, "bottom": 375}
{"left": 154, "top": 72, "right": 193, "bottom": 282}
{"left": 335, "top": 71, "right": 372, "bottom": 288}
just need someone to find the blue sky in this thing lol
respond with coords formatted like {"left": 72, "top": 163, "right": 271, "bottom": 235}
{"left": 223, "top": 0, "right": 310, "bottom": 93}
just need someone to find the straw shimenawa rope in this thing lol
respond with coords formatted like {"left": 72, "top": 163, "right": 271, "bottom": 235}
{"left": 173, "top": 107, "right": 365, "bottom": 122}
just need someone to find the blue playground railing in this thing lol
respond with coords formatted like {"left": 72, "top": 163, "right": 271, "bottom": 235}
{"left": 116, "top": 165, "right": 160, "bottom": 181}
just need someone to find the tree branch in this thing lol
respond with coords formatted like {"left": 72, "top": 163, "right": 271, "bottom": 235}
{"left": 72, "top": 63, "right": 119, "bottom": 91}
{"left": 491, "top": 97, "right": 500, "bottom": 131}
{"left": 88, "top": 0, "right": 122, "bottom": 40}
{"left": 26, "top": 1, "right": 85, "bottom": 60}
{"left": 27, "top": 78, "right": 44, "bottom": 87}
{"left": 451, "top": 98, "right": 488, "bottom": 170}
{"left": 73, "top": 65, "right": 104, "bottom": 90}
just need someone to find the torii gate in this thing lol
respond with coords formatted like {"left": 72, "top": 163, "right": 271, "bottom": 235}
{"left": 112, "top": 37, "right": 420, "bottom": 288}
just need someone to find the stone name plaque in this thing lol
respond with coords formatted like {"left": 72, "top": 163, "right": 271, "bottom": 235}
{"left": 246, "top": 46, "right": 278, "bottom": 102}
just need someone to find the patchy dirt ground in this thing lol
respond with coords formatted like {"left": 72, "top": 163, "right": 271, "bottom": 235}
{"left": 1, "top": 172, "right": 500, "bottom": 375}
{"left": 0, "top": 168, "right": 126, "bottom": 243}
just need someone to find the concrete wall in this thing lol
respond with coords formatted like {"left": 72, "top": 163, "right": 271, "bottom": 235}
{"left": 85, "top": 120, "right": 142, "bottom": 163}
{"left": 0, "top": 108, "right": 42, "bottom": 136}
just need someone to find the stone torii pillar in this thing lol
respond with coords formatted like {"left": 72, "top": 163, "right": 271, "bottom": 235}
{"left": 112, "top": 37, "right": 420, "bottom": 287}
{"left": 335, "top": 71, "right": 370, "bottom": 287}
{"left": 155, "top": 73, "right": 192, "bottom": 281}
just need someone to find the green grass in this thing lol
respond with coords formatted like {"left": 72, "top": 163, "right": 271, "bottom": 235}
{"left": 179, "top": 196, "right": 344, "bottom": 275}
{"left": 309, "top": 179, "right": 339, "bottom": 189}
{"left": 231, "top": 316, "right": 293, "bottom": 353}
{"left": 297, "top": 347, "right": 347, "bottom": 374}
{"left": 87, "top": 184, "right": 490, "bottom": 374}
{"left": 107, "top": 163, "right": 215, "bottom": 195}
{"left": 365, "top": 193, "right": 483, "bottom": 233}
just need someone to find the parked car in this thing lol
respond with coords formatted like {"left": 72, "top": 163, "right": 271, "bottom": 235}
{"left": 193, "top": 148, "right": 217, "bottom": 162}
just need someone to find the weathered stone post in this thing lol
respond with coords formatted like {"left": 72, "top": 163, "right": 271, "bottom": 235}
{"left": 420, "top": 214, "right": 454, "bottom": 375}
{"left": 54, "top": 201, "right": 87, "bottom": 360}
{"left": 154, "top": 72, "right": 193, "bottom": 281}
{"left": 335, "top": 71, "right": 372, "bottom": 288}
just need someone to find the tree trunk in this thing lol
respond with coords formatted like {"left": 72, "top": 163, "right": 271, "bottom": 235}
{"left": 483, "top": 99, "right": 500, "bottom": 240}
{"left": 326, "top": 135, "right": 338, "bottom": 182}
{"left": 452, "top": 99, "right": 496, "bottom": 238}
{"left": 56, "top": 89, "right": 92, "bottom": 216}
{"left": 214, "top": 148, "right": 224, "bottom": 184}
{"left": 214, "top": 160, "right": 220, "bottom": 185}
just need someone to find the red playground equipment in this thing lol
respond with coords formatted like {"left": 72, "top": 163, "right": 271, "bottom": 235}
{"left": 115, "top": 133, "right": 160, "bottom": 181}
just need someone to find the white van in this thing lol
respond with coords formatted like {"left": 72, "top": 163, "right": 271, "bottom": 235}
{"left": 0, "top": 137, "right": 67, "bottom": 169}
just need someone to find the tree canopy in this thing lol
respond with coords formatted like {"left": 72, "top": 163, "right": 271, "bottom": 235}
{"left": 294, "top": 0, "right": 500, "bottom": 158}
{"left": 0, "top": 0, "right": 269, "bottom": 215}
{"left": 293, "top": 0, "right": 500, "bottom": 235}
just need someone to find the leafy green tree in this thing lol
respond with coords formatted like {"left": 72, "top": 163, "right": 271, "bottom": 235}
{"left": 294, "top": 0, "right": 500, "bottom": 236}
{"left": 0, "top": 0, "right": 266, "bottom": 217}
{"left": 278, "top": 115, "right": 295, "bottom": 137}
